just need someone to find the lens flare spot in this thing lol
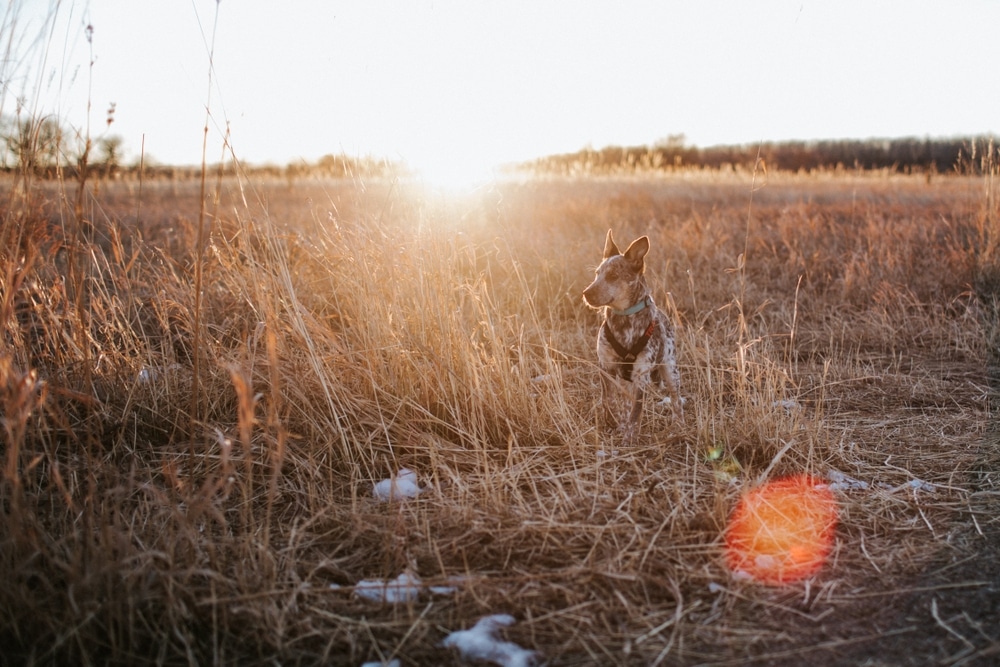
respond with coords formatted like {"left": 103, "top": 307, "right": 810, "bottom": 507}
{"left": 725, "top": 474, "right": 838, "bottom": 585}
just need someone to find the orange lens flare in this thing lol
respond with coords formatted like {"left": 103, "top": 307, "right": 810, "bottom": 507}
{"left": 725, "top": 474, "right": 838, "bottom": 585}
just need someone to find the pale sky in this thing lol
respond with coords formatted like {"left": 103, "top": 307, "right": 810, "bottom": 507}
{"left": 9, "top": 1, "right": 1000, "bottom": 179}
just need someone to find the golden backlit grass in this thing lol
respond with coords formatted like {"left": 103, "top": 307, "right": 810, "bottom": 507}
{"left": 1, "top": 169, "right": 998, "bottom": 665}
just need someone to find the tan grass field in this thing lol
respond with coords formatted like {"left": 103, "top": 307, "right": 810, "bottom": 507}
{"left": 2, "top": 168, "right": 999, "bottom": 665}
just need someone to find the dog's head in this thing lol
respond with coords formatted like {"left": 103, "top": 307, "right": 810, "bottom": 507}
{"left": 582, "top": 229, "right": 650, "bottom": 310}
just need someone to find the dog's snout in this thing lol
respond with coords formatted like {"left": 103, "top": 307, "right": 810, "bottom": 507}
{"left": 583, "top": 282, "right": 606, "bottom": 307}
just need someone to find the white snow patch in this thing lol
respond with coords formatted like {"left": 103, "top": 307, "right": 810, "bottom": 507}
{"left": 428, "top": 576, "right": 464, "bottom": 595}
{"left": 657, "top": 395, "right": 687, "bottom": 407}
{"left": 890, "top": 478, "right": 935, "bottom": 493}
{"left": 372, "top": 468, "right": 422, "bottom": 501}
{"left": 754, "top": 554, "right": 778, "bottom": 571}
{"left": 442, "top": 614, "right": 540, "bottom": 667}
{"left": 353, "top": 572, "right": 422, "bottom": 603}
{"left": 827, "top": 469, "right": 935, "bottom": 495}
{"left": 137, "top": 364, "right": 182, "bottom": 384}
{"left": 351, "top": 572, "right": 463, "bottom": 603}
{"left": 826, "top": 469, "right": 870, "bottom": 492}
{"left": 361, "top": 661, "right": 400, "bottom": 667}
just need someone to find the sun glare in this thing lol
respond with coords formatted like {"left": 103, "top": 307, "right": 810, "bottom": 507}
{"left": 410, "top": 152, "right": 502, "bottom": 192}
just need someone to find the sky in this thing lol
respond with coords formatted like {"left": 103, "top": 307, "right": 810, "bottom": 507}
{"left": 7, "top": 1, "right": 1000, "bottom": 181}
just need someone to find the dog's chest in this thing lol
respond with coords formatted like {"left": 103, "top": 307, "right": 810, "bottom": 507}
{"left": 598, "top": 310, "right": 669, "bottom": 380}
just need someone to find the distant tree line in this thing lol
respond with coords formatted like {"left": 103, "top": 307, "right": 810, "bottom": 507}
{"left": 523, "top": 135, "right": 999, "bottom": 176}
{"left": 283, "top": 154, "right": 402, "bottom": 179}
{"left": 4, "top": 113, "right": 995, "bottom": 180}
{"left": 0, "top": 114, "right": 403, "bottom": 181}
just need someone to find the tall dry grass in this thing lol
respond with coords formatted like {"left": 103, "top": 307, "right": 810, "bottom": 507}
{"left": 1, "top": 163, "right": 998, "bottom": 664}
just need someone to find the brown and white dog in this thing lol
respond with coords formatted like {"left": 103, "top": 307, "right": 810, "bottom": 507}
{"left": 583, "top": 230, "right": 682, "bottom": 440}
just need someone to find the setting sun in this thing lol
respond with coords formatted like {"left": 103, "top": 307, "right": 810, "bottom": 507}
{"left": 409, "top": 152, "right": 502, "bottom": 192}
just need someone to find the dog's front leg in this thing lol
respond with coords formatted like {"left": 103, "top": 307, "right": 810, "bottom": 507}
{"left": 627, "top": 385, "right": 644, "bottom": 428}
{"left": 599, "top": 370, "right": 618, "bottom": 428}
{"left": 663, "top": 360, "right": 684, "bottom": 420}
{"left": 664, "top": 376, "right": 684, "bottom": 420}
{"left": 623, "top": 384, "right": 644, "bottom": 445}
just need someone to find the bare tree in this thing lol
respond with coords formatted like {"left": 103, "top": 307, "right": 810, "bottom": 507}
{"left": 99, "top": 135, "right": 124, "bottom": 177}
{"left": 3, "top": 116, "right": 65, "bottom": 174}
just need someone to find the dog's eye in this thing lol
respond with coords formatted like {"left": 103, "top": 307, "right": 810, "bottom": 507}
{"left": 606, "top": 266, "right": 626, "bottom": 282}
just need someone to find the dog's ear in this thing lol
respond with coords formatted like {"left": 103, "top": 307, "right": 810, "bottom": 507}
{"left": 603, "top": 229, "right": 621, "bottom": 258}
{"left": 623, "top": 236, "right": 649, "bottom": 266}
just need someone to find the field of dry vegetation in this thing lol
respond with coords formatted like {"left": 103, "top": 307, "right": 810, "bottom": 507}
{"left": 2, "top": 166, "right": 999, "bottom": 665}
